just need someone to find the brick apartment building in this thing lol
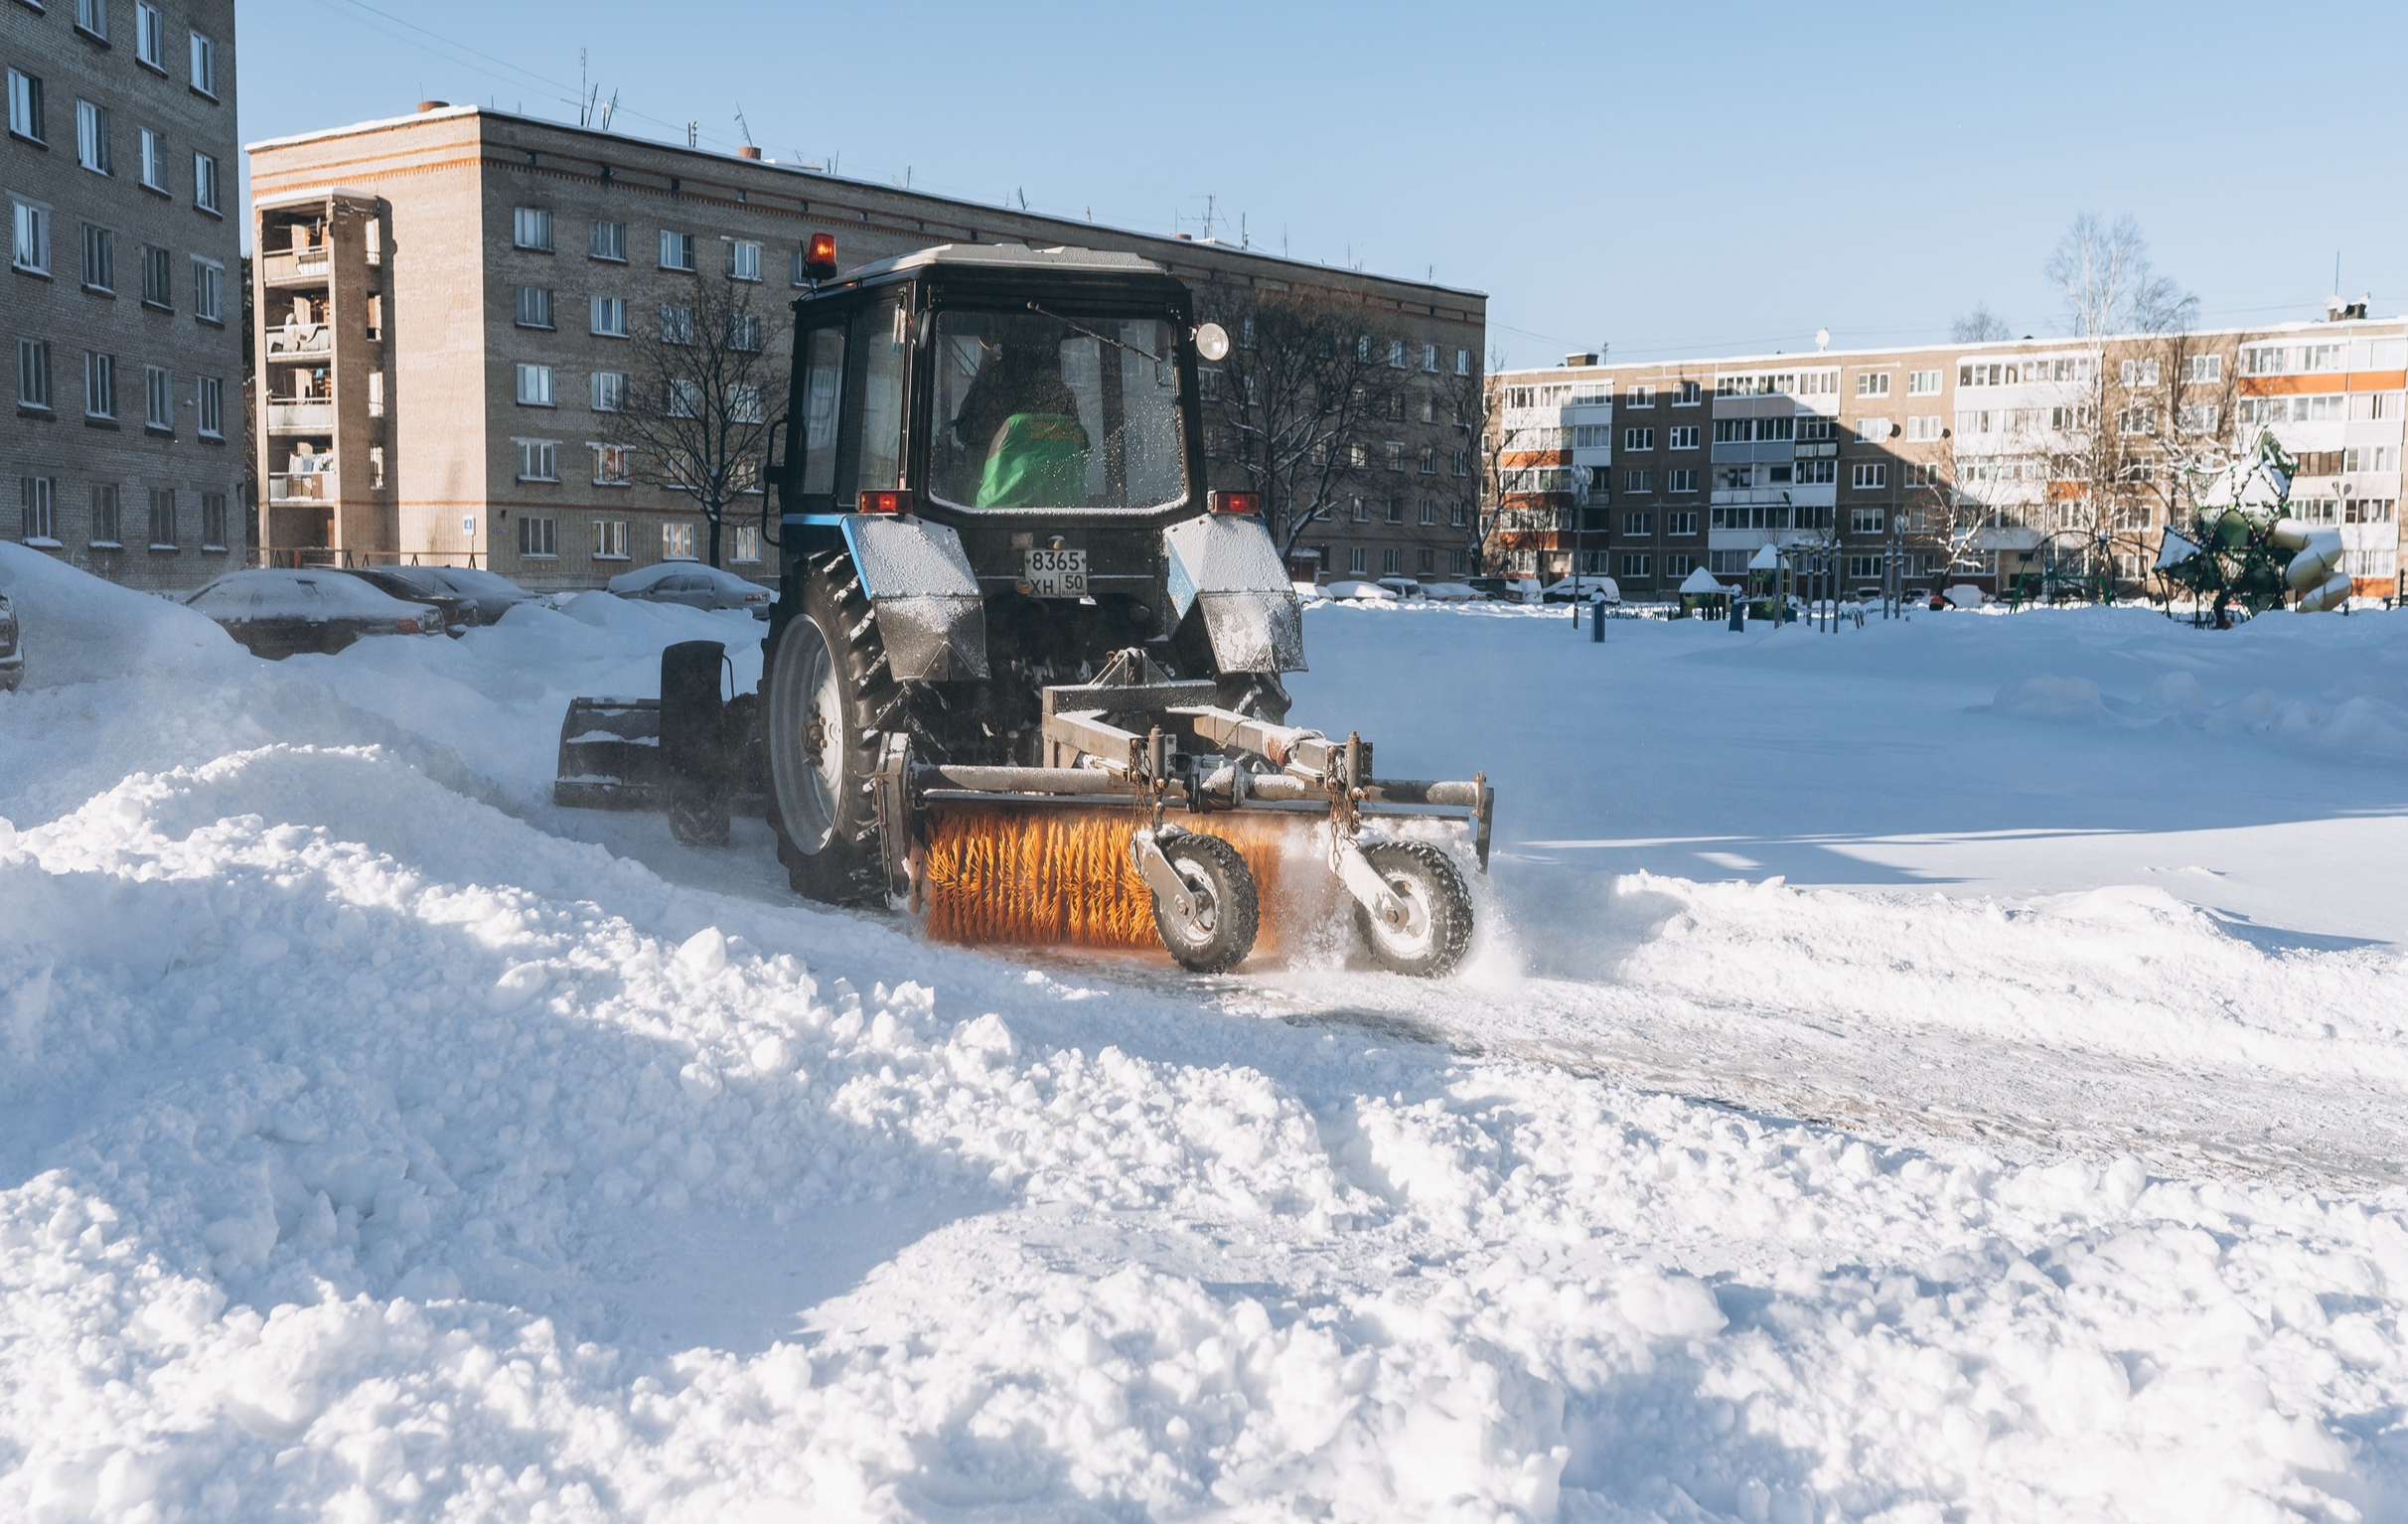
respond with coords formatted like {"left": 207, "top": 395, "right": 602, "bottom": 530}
{"left": 1488, "top": 306, "right": 2408, "bottom": 602}
{"left": 6, "top": 0, "right": 243, "bottom": 592}
{"left": 244, "top": 105, "right": 1486, "bottom": 590}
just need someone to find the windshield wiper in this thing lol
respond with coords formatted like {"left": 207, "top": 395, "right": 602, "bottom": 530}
{"left": 1025, "top": 301, "right": 1161, "bottom": 364}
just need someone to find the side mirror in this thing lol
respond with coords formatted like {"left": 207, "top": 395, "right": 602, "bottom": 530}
{"left": 1193, "top": 322, "right": 1231, "bottom": 363}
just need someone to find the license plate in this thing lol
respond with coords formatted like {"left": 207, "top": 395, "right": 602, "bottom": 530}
{"left": 1023, "top": 546, "right": 1088, "bottom": 598}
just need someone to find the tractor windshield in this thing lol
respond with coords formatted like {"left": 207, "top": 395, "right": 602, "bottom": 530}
{"left": 926, "top": 309, "right": 1186, "bottom": 511}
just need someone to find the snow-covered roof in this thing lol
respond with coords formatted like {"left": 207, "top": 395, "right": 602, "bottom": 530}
{"left": 832, "top": 242, "right": 1166, "bottom": 285}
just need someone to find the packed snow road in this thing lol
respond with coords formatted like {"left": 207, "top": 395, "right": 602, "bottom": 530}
{"left": 6, "top": 539, "right": 2408, "bottom": 1523}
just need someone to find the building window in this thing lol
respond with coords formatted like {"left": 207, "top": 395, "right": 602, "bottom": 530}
{"left": 1622, "top": 512, "right": 1651, "bottom": 534}
{"left": 1675, "top": 381, "right": 1701, "bottom": 406}
{"left": 727, "top": 312, "right": 761, "bottom": 352}
{"left": 135, "top": 2, "right": 166, "bottom": 67}
{"left": 663, "top": 521, "right": 697, "bottom": 560}
{"left": 19, "top": 476, "right": 56, "bottom": 543}
{"left": 193, "top": 152, "right": 220, "bottom": 214}
{"left": 75, "top": 100, "right": 109, "bottom": 175}
{"left": 1666, "top": 468, "right": 1697, "bottom": 494}
{"left": 1418, "top": 498, "right": 1436, "bottom": 527}
{"left": 516, "top": 439, "right": 559, "bottom": 482}
{"left": 200, "top": 492, "right": 226, "bottom": 549}
{"left": 189, "top": 30, "right": 218, "bottom": 96}
{"left": 131, "top": 244, "right": 167, "bottom": 308}
{"left": 1450, "top": 449, "right": 1470, "bottom": 476}
{"left": 730, "top": 524, "right": 762, "bottom": 563}
{"left": 1668, "top": 425, "right": 1700, "bottom": 450}
{"left": 143, "top": 364, "right": 171, "bottom": 430}
{"left": 2179, "top": 404, "right": 2219, "bottom": 434}
{"left": 75, "top": 0, "right": 109, "bottom": 40}
{"left": 1624, "top": 469, "right": 1653, "bottom": 494}
{"left": 197, "top": 375, "right": 222, "bottom": 437}
{"left": 590, "top": 443, "right": 630, "bottom": 484}
{"left": 4, "top": 71, "right": 43, "bottom": 154}
{"left": 1622, "top": 427, "right": 1654, "bottom": 450}
{"left": 591, "top": 372, "right": 626, "bottom": 411}
{"left": 89, "top": 483, "right": 120, "bottom": 545}
{"left": 139, "top": 128, "right": 166, "bottom": 192}
{"left": 588, "top": 221, "right": 627, "bottom": 261}
{"left": 1796, "top": 459, "right": 1837, "bottom": 485}
{"left": 590, "top": 295, "right": 627, "bottom": 337}
{"left": 2119, "top": 358, "right": 2161, "bottom": 387}
{"left": 17, "top": 339, "right": 50, "bottom": 409}
{"left": 2116, "top": 406, "right": 2157, "bottom": 436}
{"left": 1376, "top": 496, "right": 1399, "bottom": 525}
{"left": 1855, "top": 416, "right": 1891, "bottom": 443}
{"left": 80, "top": 225, "right": 112, "bottom": 291}
{"left": 1348, "top": 495, "right": 1368, "bottom": 523}
{"left": 1851, "top": 508, "right": 1886, "bottom": 534}
{"left": 1416, "top": 342, "right": 1436, "bottom": 373}
{"left": 147, "top": 488, "right": 176, "bottom": 546}
{"left": 659, "top": 304, "right": 695, "bottom": 345}
{"left": 1904, "top": 414, "right": 1942, "bottom": 442}
{"left": 1856, "top": 372, "right": 1890, "bottom": 397}
{"left": 1665, "top": 511, "right": 1698, "bottom": 535}
{"left": 1449, "top": 547, "right": 1468, "bottom": 574}
{"left": 515, "top": 363, "right": 555, "bottom": 406}
{"left": 513, "top": 207, "right": 553, "bottom": 251}
{"left": 1347, "top": 546, "right": 1368, "bottom": 575}
{"left": 1375, "top": 546, "right": 1398, "bottom": 575}
{"left": 659, "top": 229, "right": 696, "bottom": 271}
{"left": 1906, "top": 369, "right": 1942, "bottom": 395}
{"left": 2183, "top": 355, "right": 2222, "bottom": 383}
{"left": 665, "top": 379, "right": 700, "bottom": 418}
{"left": 725, "top": 238, "right": 762, "bottom": 281}
{"left": 514, "top": 286, "right": 554, "bottom": 329}
{"left": 593, "top": 518, "right": 629, "bottom": 559}
{"left": 1624, "top": 384, "right": 1655, "bottom": 408}
{"left": 83, "top": 351, "right": 114, "bottom": 418}
{"left": 517, "top": 514, "right": 558, "bottom": 557}
{"left": 1851, "top": 462, "right": 1886, "bottom": 489}
{"left": 192, "top": 257, "right": 222, "bottom": 321}
{"left": 1619, "top": 552, "right": 1652, "bottom": 579}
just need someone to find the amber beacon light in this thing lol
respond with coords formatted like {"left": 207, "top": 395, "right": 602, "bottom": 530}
{"left": 802, "top": 232, "right": 838, "bottom": 281}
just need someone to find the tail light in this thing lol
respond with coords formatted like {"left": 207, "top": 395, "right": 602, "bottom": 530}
{"left": 859, "top": 490, "right": 907, "bottom": 515}
{"left": 1209, "top": 490, "right": 1261, "bottom": 516}
{"left": 802, "top": 232, "right": 838, "bottom": 281}
{"left": 394, "top": 617, "right": 422, "bottom": 634}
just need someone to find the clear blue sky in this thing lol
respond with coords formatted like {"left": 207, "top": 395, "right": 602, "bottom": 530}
{"left": 237, "top": 0, "right": 2408, "bottom": 369}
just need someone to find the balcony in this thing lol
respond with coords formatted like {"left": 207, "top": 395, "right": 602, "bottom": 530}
{"left": 264, "top": 322, "right": 334, "bottom": 361}
{"left": 266, "top": 400, "right": 335, "bottom": 432}
{"left": 260, "top": 247, "right": 334, "bottom": 286}
{"left": 268, "top": 471, "right": 338, "bottom": 504}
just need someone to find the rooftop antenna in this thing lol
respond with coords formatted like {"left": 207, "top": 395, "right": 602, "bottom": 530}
{"left": 686, "top": 121, "right": 698, "bottom": 148}
{"left": 599, "top": 90, "right": 617, "bottom": 130}
{"left": 1205, "top": 194, "right": 1216, "bottom": 239}
{"left": 734, "top": 103, "right": 754, "bottom": 147}
{"left": 578, "top": 49, "right": 587, "bottom": 124}
{"left": 1241, "top": 212, "right": 1248, "bottom": 248}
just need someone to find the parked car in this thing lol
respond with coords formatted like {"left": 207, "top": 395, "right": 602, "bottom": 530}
{"left": 607, "top": 561, "right": 775, "bottom": 618}
{"left": 0, "top": 589, "right": 20, "bottom": 692}
{"left": 1539, "top": 577, "right": 1621, "bottom": 605}
{"left": 1464, "top": 576, "right": 1542, "bottom": 603}
{"left": 342, "top": 564, "right": 536, "bottom": 629}
{"left": 1322, "top": 579, "right": 1400, "bottom": 602}
{"left": 1419, "top": 581, "right": 1482, "bottom": 602}
{"left": 185, "top": 569, "right": 445, "bottom": 659}
{"left": 1374, "top": 576, "right": 1426, "bottom": 599}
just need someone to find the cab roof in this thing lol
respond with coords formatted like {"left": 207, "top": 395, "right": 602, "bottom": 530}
{"left": 826, "top": 241, "right": 1168, "bottom": 289}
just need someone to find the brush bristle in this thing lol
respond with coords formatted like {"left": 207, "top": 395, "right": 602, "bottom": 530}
{"left": 921, "top": 805, "right": 1296, "bottom": 953}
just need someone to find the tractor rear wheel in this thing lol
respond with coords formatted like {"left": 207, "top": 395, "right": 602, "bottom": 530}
{"left": 1150, "top": 833, "right": 1260, "bottom": 974}
{"left": 1352, "top": 840, "right": 1473, "bottom": 978}
{"left": 766, "top": 555, "right": 897, "bottom": 905}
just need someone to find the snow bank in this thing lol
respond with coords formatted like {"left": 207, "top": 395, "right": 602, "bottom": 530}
{"left": 0, "top": 542, "right": 241, "bottom": 689}
{"left": 8, "top": 584, "right": 2408, "bottom": 1520}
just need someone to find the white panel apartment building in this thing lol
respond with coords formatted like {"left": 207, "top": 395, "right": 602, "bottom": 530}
{"left": 1489, "top": 305, "right": 2405, "bottom": 600}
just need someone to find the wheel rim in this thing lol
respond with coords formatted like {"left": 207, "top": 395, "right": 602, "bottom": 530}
{"left": 1371, "top": 868, "right": 1435, "bottom": 958}
{"left": 1168, "top": 857, "right": 1219, "bottom": 946}
{"left": 768, "top": 613, "right": 844, "bottom": 853}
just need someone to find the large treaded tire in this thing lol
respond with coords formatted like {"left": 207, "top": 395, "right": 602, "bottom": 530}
{"left": 1151, "top": 834, "right": 1261, "bottom": 974}
{"left": 766, "top": 553, "right": 908, "bottom": 905}
{"left": 1352, "top": 840, "right": 1473, "bottom": 978}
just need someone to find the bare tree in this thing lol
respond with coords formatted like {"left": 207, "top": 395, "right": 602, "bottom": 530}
{"left": 1198, "top": 291, "right": 1404, "bottom": 566}
{"left": 2045, "top": 214, "right": 2198, "bottom": 340}
{"left": 1951, "top": 305, "right": 2015, "bottom": 343}
{"left": 1431, "top": 359, "right": 1508, "bottom": 572}
{"left": 599, "top": 271, "right": 788, "bottom": 568}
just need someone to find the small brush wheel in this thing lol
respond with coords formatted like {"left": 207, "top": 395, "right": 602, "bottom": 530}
{"left": 1151, "top": 834, "right": 1260, "bottom": 974}
{"left": 1352, "top": 840, "right": 1473, "bottom": 978}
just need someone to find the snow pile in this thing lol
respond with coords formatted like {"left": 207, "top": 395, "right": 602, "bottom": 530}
{"left": 0, "top": 541, "right": 241, "bottom": 689}
{"left": 9, "top": 562, "right": 2408, "bottom": 1519}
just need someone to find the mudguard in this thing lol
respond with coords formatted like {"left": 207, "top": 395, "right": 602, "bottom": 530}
{"left": 840, "top": 515, "right": 991, "bottom": 681}
{"left": 1163, "top": 515, "right": 1306, "bottom": 674}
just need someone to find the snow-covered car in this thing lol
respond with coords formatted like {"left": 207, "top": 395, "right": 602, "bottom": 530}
{"left": 185, "top": 569, "right": 445, "bottom": 659}
{"left": 1464, "top": 576, "right": 1541, "bottom": 603}
{"left": 1374, "top": 576, "right": 1425, "bottom": 600}
{"left": 344, "top": 565, "right": 537, "bottom": 629}
{"left": 607, "top": 561, "right": 775, "bottom": 618}
{"left": 1322, "top": 579, "right": 1400, "bottom": 602}
{"left": 1290, "top": 580, "right": 1327, "bottom": 602}
{"left": 0, "top": 588, "right": 20, "bottom": 691}
{"left": 1419, "top": 581, "right": 1481, "bottom": 602}
{"left": 1539, "top": 577, "right": 1621, "bottom": 605}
